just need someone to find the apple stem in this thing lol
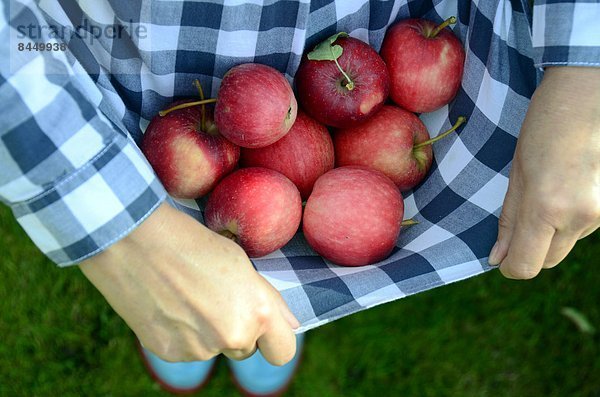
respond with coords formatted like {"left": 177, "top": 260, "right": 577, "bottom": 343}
{"left": 428, "top": 16, "right": 457, "bottom": 38}
{"left": 159, "top": 98, "right": 218, "bottom": 117}
{"left": 193, "top": 79, "right": 207, "bottom": 132}
{"left": 401, "top": 219, "right": 419, "bottom": 226}
{"left": 334, "top": 57, "right": 355, "bottom": 91}
{"left": 414, "top": 116, "right": 466, "bottom": 149}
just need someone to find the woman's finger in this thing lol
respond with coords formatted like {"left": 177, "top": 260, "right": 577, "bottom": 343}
{"left": 543, "top": 231, "right": 580, "bottom": 269}
{"left": 500, "top": 203, "right": 555, "bottom": 279}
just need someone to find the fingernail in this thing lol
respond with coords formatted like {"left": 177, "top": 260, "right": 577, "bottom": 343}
{"left": 488, "top": 241, "right": 501, "bottom": 266}
{"left": 291, "top": 318, "right": 300, "bottom": 330}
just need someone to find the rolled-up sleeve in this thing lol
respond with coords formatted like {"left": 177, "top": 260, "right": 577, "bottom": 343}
{"left": 0, "top": 2, "right": 166, "bottom": 266}
{"left": 531, "top": 0, "right": 600, "bottom": 68}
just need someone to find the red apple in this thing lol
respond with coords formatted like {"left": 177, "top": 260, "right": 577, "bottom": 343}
{"left": 239, "top": 110, "right": 334, "bottom": 200}
{"left": 303, "top": 166, "right": 404, "bottom": 267}
{"left": 334, "top": 105, "right": 465, "bottom": 191}
{"left": 205, "top": 167, "right": 302, "bottom": 257}
{"left": 141, "top": 101, "right": 240, "bottom": 199}
{"left": 334, "top": 105, "right": 431, "bottom": 191}
{"left": 214, "top": 63, "right": 297, "bottom": 148}
{"left": 380, "top": 17, "right": 465, "bottom": 113}
{"left": 295, "top": 33, "right": 389, "bottom": 128}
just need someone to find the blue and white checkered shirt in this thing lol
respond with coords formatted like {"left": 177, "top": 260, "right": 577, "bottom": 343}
{"left": 1, "top": 0, "right": 599, "bottom": 330}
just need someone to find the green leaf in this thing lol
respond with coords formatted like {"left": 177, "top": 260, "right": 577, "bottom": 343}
{"left": 561, "top": 307, "right": 596, "bottom": 335}
{"left": 307, "top": 32, "right": 349, "bottom": 61}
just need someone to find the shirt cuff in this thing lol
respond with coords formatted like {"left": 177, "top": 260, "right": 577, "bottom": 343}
{"left": 9, "top": 133, "right": 167, "bottom": 266}
{"left": 531, "top": 1, "right": 600, "bottom": 68}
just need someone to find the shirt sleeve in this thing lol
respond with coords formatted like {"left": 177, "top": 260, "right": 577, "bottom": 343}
{"left": 531, "top": 0, "right": 600, "bottom": 68}
{"left": 0, "top": 2, "right": 167, "bottom": 266}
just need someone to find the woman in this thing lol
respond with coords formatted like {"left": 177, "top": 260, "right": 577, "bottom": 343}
{"left": 1, "top": 0, "right": 598, "bottom": 395}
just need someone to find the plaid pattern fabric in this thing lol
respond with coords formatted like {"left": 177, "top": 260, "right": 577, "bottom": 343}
{"left": 1, "top": 0, "right": 599, "bottom": 331}
{"left": 0, "top": 1, "right": 167, "bottom": 265}
{"left": 532, "top": 0, "right": 600, "bottom": 67}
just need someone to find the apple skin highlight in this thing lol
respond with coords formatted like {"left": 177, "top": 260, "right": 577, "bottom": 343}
{"left": 303, "top": 166, "right": 404, "bottom": 267}
{"left": 240, "top": 110, "right": 335, "bottom": 200}
{"left": 215, "top": 63, "right": 298, "bottom": 149}
{"left": 295, "top": 36, "right": 390, "bottom": 129}
{"left": 334, "top": 105, "right": 433, "bottom": 192}
{"left": 380, "top": 18, "right": 465, "bottom": 113}
{"left": 205, "top": 168, "right": 302, "bottom": 258}
{"left": 142, "top": 102, "right": 240, "bottom": 199}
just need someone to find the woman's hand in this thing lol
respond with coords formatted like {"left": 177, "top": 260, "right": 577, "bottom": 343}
{"left": 489, "top": 66, "right": 600, "bottom": 279}
{"left": 79, "top": 203, "right": 299, "bottom": 365}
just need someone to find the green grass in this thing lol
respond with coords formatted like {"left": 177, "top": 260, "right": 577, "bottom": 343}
{"left": 1, "top": 204, "right": 599, "bottom": 397}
